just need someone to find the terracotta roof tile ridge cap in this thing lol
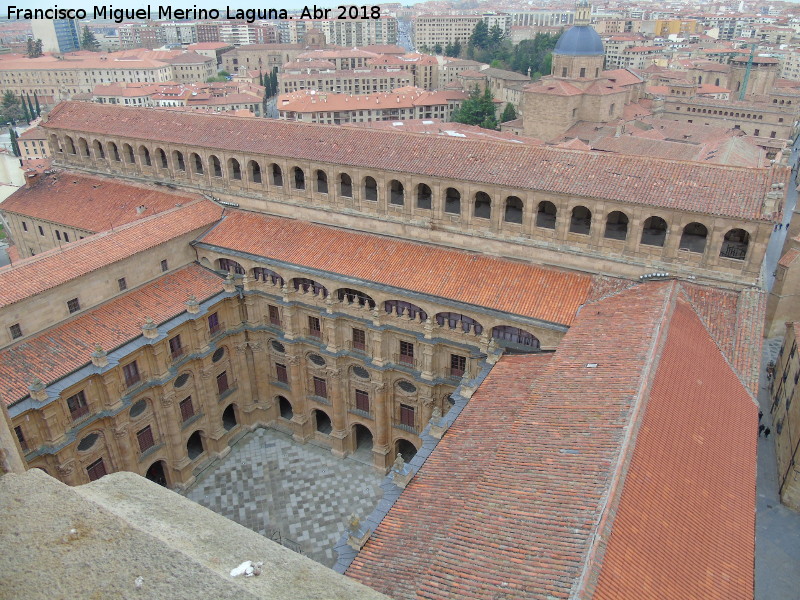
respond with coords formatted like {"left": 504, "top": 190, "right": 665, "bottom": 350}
{"left": 572, "top": 281, "right": 681, "bottom": 599}
{"left": 192, "top": 209, "right": 231, "bottom": 243}
{"left": 582, "top": 278, "right": 639, "bottom": 307}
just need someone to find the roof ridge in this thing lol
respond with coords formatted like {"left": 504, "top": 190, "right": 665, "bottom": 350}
{"left": 573, "top": 280, "right": 680, "bottom": 599}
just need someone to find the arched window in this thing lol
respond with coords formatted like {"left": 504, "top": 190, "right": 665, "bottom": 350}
{"left": 65, "top": 136, "right": 76, "bottom": 155}
{"left": 641, "top": 216, "right": 667, "bottom": 247}
{"left": 720, "top": 228, "right": 750, "bottom": 260}
{"left": 293, "top": 167, "right": 305, "bottom": 190}
{"left": 123, "top": 143, "right": 135, "bottom": 164}
{"left": 396, "top": 438, "right": 417, "bottom": 462}
{"left": 92, "top": 140, "right": 105, "bottom": 159}
{"left": 173, "top": 150, "right": 185, "bottom": 171}
{"left": 505, "top": 196, "right": 523, "bottom": 224}
{"left": 270, "top": 163, "right": 283, "bottom": 186}
{"left": 474, "top": 191, "right": 491, "bottom": 219}
{"left": 217, "top": 258, "right": 245, "bottom": 274}
{"left": 492, "top": 325, "right": 540, "bottom": 349}
{"left": 436, "top": 312, "right": 483, "bottom": 334}
{"left": 139, "top": 145, "right": 151, "bottom": 167}
{"left": 109, "top": 142, "right": 121, "bottom": 162}
{"left": 337, "top": 287, "right": 375, "bottom": 308}
{"left": 604, "top": 211, "right": 628, "bottom": 240}
{"left": 278, "top": 396, "right": 293, "bottom": 420}
{"left": 679, "top": 222, "right": 708, "bottom": 253}
{"left": 191, "top": 152, "right": 203, "bottom": 174}
{"left": 384, "top": 300, "right": 428, "bottom": 321}
{"left": 292, "top": 277, "right": 328, "bottom": 297}
{"left": 536, "top": 200, "right": 556, "bottom": 229}
{"left": 156, "top": 148, "right": 168, "bottom": 169}
{"left": 340, "top": 173, "right": 352, "bottom": 197}
{"left": 390, "top": 180, "right": 404, "bottom": 205}
{"left": 252, "top": 267, "right": 284, "bottom": 285}
{"left": 249, "top": 160, "right": 261, "bottom": 183}
{"left": 363, "top": 176, "right": 377, "bottom": 201}
{"left": 417, "top": 183, "right": 432, "bottom": 209}
{"left": 228, "top": 158, "right": 241, "bottom": 180}
{"left": 222, "top": 404, "right": 238, "bottom": 431}
{"left": 314, "top": 409, "right": 332, "bottom": 434}
{"left": 444, "top": 187, "right": 461, "bottom": 214}
{"left": 78, "top": 137, "right": 89, "bottom": 157}
{"left": 569, "top": 206, "right": 592, "bottom": 235}
{"left": 50, "top": 134, "right": 62, "bottom": 153}
{"left": 316, "top": 169, "right": 328, "bottom": 193}
{"left": 210, "top": 155, "right": 222, "bottom": 177}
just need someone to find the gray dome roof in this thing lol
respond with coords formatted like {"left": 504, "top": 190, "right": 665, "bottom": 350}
{"left": 553, "top": 26, "right": 604, "bottom": 56}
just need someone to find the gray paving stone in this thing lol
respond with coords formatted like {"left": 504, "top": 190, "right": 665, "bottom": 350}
{"left": 183, "top": 427, "right": 383, "bottom": 568}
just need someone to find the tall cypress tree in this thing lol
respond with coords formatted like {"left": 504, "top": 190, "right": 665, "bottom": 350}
{"left": 9, "top": 128, "right": 20, "bottom": 157}
{"left": 20, "top": 96, "right": 31, "bottom": 123}
{"left": 259, "top": 70, "right": 264, "bottom": 87}
{"left": 25, "top": 94, "right": 36, "bottom": 120}
{"left": 33, "top": 92, "right": 41, "bottom": 117}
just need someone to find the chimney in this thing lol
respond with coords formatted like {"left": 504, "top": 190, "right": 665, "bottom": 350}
{"left": 136, "top": 205, "right": 146, "bottom": 214}
{"left": 24, "top": 172, "right": 38, "bottom": 189}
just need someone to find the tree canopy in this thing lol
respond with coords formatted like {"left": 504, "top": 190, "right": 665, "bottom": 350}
{"left": 81, "top": 27, "right": 100, "bottom": 51}
{"left": 450, "top": 86, "right": 498, "bottom": 130}
{"left": 457, "top": 24, "right": 560, "bottom": 79}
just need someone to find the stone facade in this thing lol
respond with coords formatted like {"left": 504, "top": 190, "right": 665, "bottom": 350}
{"left": 43, "top": 121, "right": 777, "bottom": 290}
{"left": 770, "top": 323, "right": 800, "bottom": 511}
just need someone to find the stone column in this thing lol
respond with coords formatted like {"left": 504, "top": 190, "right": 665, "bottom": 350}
{"left": 420, "top": 341, "right": 434, "bottom": 381}
{"left": 371, "top": 380, "right": 390, "bottom": 471}
{"left": 111, "top": 422, "right": 138, "bottom": 474}
{"left": 286, "top": 354, "right": 312, "bottom": 442}
{"left": 326, "top": 367, "right": 348, "bottom": 457}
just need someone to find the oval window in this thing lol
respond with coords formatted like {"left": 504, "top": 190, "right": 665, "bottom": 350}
{"left": 308, "top": 353, "right": 326, "bottom": 366}
{"left": 212, "top": 347, "right": 225, "bottom": 362}
{"left": 352, "top": 366, "right": 370, "bottom": 380}
{"left": 398, "top": 380, "right": 416, "bottom": 393}
{"left": 77, "top": 433, "right": 99, "bottom": 452}
{"left": 271, "top": 340, "right": 285, "bottom": 353}
{"left": 129, "top": 399, "right": 147, "bottom": 418}
{"left": 174, "top": 373, "right": 189, "bottom": 388}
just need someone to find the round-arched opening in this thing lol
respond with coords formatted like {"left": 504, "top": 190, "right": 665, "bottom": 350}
{"left": 641, "top": 216, "right": 667, "bottom": 247}
{"left": 339, "top": 173, "right": 352, "bottom": 197}
{"left": 292, "top": 277, "right": 328, "bottom": 297}
{"left": 145, "top": 460, "right": 168, "bottom": 487}
{"left": 139, "top": 145, "right": 151, "bottom": 167}
{"left": 492, "top": 325, "right": 541, "bottom": 350}
{"left": 679, "top": 222, "right": 708, "bottom": 253}
{"left": 416, "top": 183, "right": 432, "bottom": 209}
{"left": 217, "top": 258, "right": 245, "bottom": 274}
{"left": 474, "top": 191, "right": 491, "bottom": 219}
{"left": 436, "top": 312, "right": 483, "bottom": 334}
{"left": 604, "top": 211, "right": 629, "bottom": 240}
{"left": 720, "top": 228, "right": 750, "bottom": 260}
{"left": 353, "top": 423, "right": 373, "bottom": 452}
{"left": 228, "top": 158, "right": 242, "bottom": 180}
{"left": 570, "top": 206, "right": 592, "bottom": 235}
{"left": 252, "top": 267, "right": 284, "bottom": 285}
{"left": 316, "top": 169, "right": 328, "bottom": 193}
{"left": 278, "top": 396, "right": 293, "bottom": 420}
{"left": 314, "top": 409, "right": 332, "bottom": 434}
{"left": 156, "top": 147, "right": 167, "bottom": 169}
{"left": 363, "top": 176, "right": 377, "bottom": 201}
{"left": 191, "top": 152, "right": 204, "bottom": 174}
{"left": 110, "top": 141, "right": 121, "bottom": 162}
{"left": 337, "top": 287, "right": 376, "bottom": 308}
{"left": 186, "top": 430, "right": 204, "bottom": 460}
{"left": 78, "top": 137, "right": 90, "bottom": 157}
{"left": 390, "top": 179, "right": 404, "bottom": 205}
{"left": 92, "top": 139, "right": 105, "bottom": 159}
{"left": 123, "top": 143, "right": 135, "bottom": 164}
{"left": 384, "top": 300, "right": 428, "bottom": 321}
{"left": 396, "top": 438, "right": 417, "bottom": 463}
{"left": 271, "top": 163, "right": 283, "bottom": 186}
{"left": 444, "top": 187, "right": 461, "bottom": 214}
{"left": 222, "top": 404, "right": 238, "bottom": 431}
{"left": 293, "top": 167, "right": 305, "bottom": 190}
{"left": 536, "top": 201, "right": 557, "bottom": 229}
{"left": 249, "top": 160, "right": 262, "bottom": 183}
{"left": 505, "top": 196, "right": 523, "bottom": 224}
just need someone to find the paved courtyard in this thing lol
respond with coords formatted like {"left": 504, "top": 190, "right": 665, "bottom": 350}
{"left": 184, "top": 428, "right": 384, "bottom": 567}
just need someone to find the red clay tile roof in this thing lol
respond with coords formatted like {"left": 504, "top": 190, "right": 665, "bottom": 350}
{"left": 44, "top": 102, "right": 783, "bottom": 221}
{"left": 197, "top": 210, "right": 593, "bottom": 326}
{"left": 590, "top": 295, "right": 756, "bottom": 600}
{"left": 0, "top": 200, "right": 221, "bottom": 309}
{"left": 1, "top": 172, "right": 203, "bottom": 233}
{"left": 0, "top": 264, "right": 223, "bottom": 406}
{"left": 348, "top": 282, "right": 756, "bottom": 600}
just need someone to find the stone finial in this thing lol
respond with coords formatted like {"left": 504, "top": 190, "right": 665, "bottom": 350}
{"left": 281, "top": 283, "right": 290, "bottom": 302}
{"left": 371, "top": 306, "right": 381, "bottom": 326}
{"left": 90, "top": 344, "right": 108, "bottom": 368}
{"left": 29, "top": 377, "right": 48, "bottom": 402}
{"left": 429, "top": 405, "right": 448, "bottom": 439}
{"left": 185, "top": 295, "right": 200, "bottom": 314}
{"left": 391, "top": 452, "right": 405, "bottom": 473}
{"left": 242, "top": 274, "right": 253, "bottom": 292}
{"left": 325, "top": 295, "right": 334, "bottom": 314}
{"left": 347, "top": 513, "right": 361, "bottom": 534}
{"left": 391, "top": 453, "right": 414, "bottom": 488}
{"left": 346, "top": 513, "right": 371, "bottom": 551}
{"left": 142, "top": 317, "right": 159, "bottom": 339}
{"left": 423, "top": 317, "right": 434, "bottom": 339}
{"left": 222, "top": 272, "right": 236, "bottom": 293}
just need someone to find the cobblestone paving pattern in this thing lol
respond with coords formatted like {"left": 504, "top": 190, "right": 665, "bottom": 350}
{"left": 184, "top": 428, "right": 384, "bottom": 567}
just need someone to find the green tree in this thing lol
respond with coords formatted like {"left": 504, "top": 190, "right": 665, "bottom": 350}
{"left": 270, "top": 71, "right": 278, "bottom": 95}
{"left": 26, "top": 38, "right": 43, "bottom": 58}
{"left": 452, "top": 39, "right": 462, "bottom": 57}
{"left": 80, "top": 27, "right": 100, "bottom": 51}
{"left": 434, "top": 43, "right": 443, "bottom": 55}
{"left": 218, "top": 70, "right": 231, "bottom": 78}
{"left": 34, "top": 39, "right": 43, "bottom": 57}
{"left": 25, "top": 94, "right": 35, "bottom": 120}
{"left": 489, "top": 24, "right": 505, "bottom": 46}
{"left": 501, "top": 103, "right": 517, "bottom": 122}
{"left": 451, "top": 86, "right": 498, "bottom": 130}
{"left": 8, "top": 128, "right": 20, "bottom": 157}
{"left": 20, "top": 96, "right": 31, "bottom": 123}
{"left": 509, "top": 32, "right": 561, "bottom": 78}
{"left": 469, "top": 21, "right": 490, "bottom": 50}
{"left": 258, "top": 70, "right": 264, "bottom": 87}
{"left": 33, "top": 92, "right": 41, "bottom": 117}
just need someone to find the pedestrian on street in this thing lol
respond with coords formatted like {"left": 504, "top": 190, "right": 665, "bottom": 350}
{"left": 759, "top": 410, "right": 763, "bottom": 422}
{"left": 759, "top": 424, "right": 765, "bottom": 436}
{"left": 775, "top": 223, "right": 779, "bottom": 231}
{"left": 765, "top": 427, "right": 771, "bottom": 439}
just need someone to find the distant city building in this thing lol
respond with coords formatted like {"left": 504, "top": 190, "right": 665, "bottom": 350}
{"left": 30, "top": 19, "right": 80, "bottom": 54}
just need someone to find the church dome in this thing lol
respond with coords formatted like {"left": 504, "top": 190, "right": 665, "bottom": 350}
{"left": 553, "top": 26, "right": 604, "bottom": 56}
